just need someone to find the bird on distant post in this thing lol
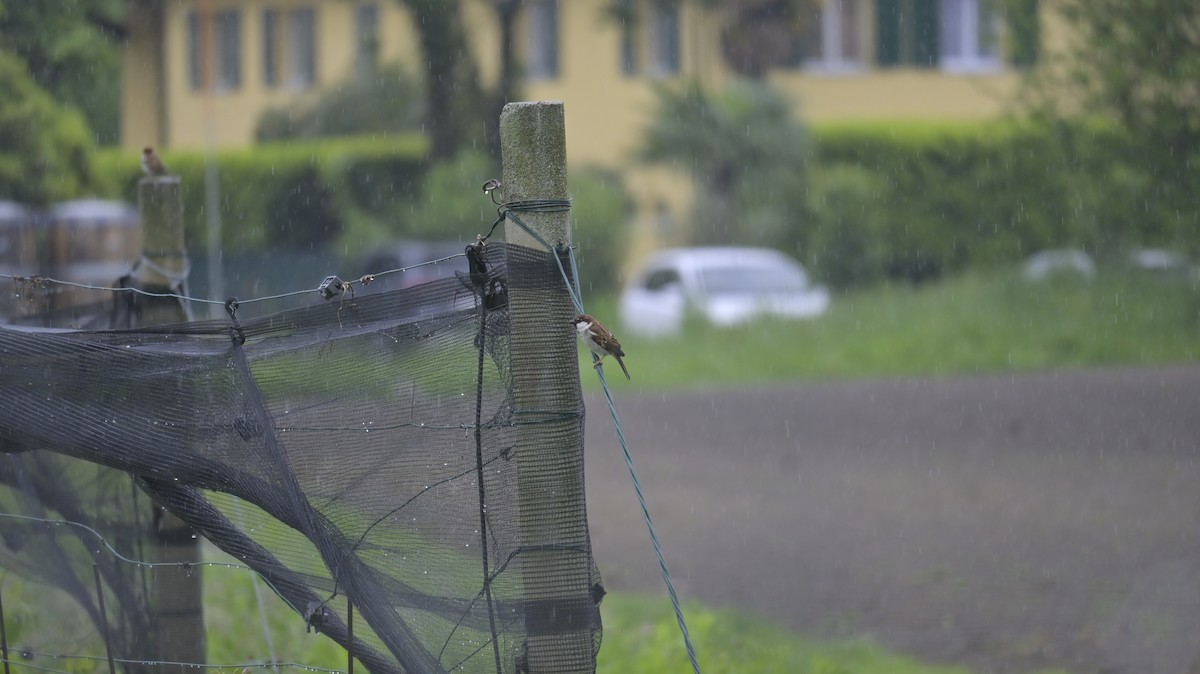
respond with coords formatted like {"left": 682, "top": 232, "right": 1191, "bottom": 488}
{"left": 141, "top": 146, "right": 169, "bottom": 177}
{"left": 572, "top": 314, "right": 630, "bottom": 379}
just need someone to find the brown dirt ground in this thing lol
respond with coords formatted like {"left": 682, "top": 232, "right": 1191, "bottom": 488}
{"left": 583, "top": 365, "right": 1200, "bottom": 674}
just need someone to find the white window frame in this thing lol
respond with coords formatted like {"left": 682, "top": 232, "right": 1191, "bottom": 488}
{"left": 648, "top": 2, "right": 681, "bottom": 77}
{"left": 804, "top": 0, "right": 864, "bottom": 74}
{"left": 939, "top": 0, "right": 1002, "bottom": 73}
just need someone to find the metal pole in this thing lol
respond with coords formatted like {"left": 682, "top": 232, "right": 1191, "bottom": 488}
{"left": 500, "top": 101, "right": 596, "bottom": 673}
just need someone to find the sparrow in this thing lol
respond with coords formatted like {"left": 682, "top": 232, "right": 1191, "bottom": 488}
{"left": 572, "top": 314, "right": 630, "bottom": 379}
{"left": 141, "top": 146, "right": 169, "bottom": 177}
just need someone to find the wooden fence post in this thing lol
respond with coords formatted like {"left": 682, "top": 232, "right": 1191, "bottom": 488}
{"left": 500, "top": 102, "right": 596, "bottom": 673}
{"left": 136, "top": 175, "right": 205, "bottom": 672}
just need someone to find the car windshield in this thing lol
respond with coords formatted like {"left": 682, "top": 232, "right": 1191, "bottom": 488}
{"left": 697, "top": 264, "right": 809, "bottom": 294}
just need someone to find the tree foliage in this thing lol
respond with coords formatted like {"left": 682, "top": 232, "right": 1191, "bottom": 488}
{"left": 394, "top": 0, "right": 488, "bottom": 161}
{"left": 0, "top": 52, "right": 97, "bottom": 206}
{"left": 1051, "top": 0, "right": 1200, "bottom": 152}
{"left": 1028, "top": 0, "right": 1200, "bottom": 242}
{"left": 256, "top": 64, "right": 425, "bottom": 141}
{"left": 0, "top": 0, "right": 123, "bottom": 145}
{"left": 640, "top": 80, "right": 809, "bottom": 244}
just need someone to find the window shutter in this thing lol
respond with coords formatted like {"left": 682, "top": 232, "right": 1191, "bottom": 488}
{"left": 876, "top": 0, "right": 900, "bottom": 66}
{"left": 913, "top": 0, "right": 938, "bottom": 67}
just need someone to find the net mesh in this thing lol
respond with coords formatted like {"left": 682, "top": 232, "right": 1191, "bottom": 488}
{"left": 0, "top": 242, "right": 602, "bottom": 674}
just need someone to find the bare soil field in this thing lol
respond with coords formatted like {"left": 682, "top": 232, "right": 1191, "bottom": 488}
{"left": 583, "top": 366, "right": 1200, "bottom": 674}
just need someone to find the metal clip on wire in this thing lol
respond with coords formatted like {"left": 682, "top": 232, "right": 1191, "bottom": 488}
{"left": 225, "top": 298, "right": 245, "bottom": 345}
{"left": 476, "top": 179, "right": 507, "bottom": 245}
{"left": 317, "top": 275, "right": 352, "bottom": 301}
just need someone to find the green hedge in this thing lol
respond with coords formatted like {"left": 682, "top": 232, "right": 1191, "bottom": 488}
{"left": 800, "top": 120, "right": 1199, "bottom": 287}
{"left": 93, "top": 135, "right": 427, "bottom": 257}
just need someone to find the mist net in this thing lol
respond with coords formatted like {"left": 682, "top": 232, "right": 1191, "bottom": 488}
{"left": 0, "top": 242, "right": 603, "bottom": 674}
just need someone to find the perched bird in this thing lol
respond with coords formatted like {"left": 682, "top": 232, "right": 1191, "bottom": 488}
{"left": 141, "top": 146, "right": 169, "bottom": 177}
{"left": 572, "top": 314, "right": 630, "bottom": 379}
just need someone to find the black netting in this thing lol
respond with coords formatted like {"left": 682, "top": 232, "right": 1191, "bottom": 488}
{"left": 0, "top": 242, "right": 602, "bottom": 674}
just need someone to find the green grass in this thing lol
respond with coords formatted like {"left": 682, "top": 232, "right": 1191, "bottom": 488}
{"left": 200, "top": 562, "right": 988, "bottom": 674}
{"left": 596, "top": 594, "right": 976, "bottom": 674}
{"left": 582, "top": 267, "right": 1200, "bottom": 389}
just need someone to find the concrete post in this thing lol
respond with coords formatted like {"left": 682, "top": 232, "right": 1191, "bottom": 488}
{"left": 136, "top": 175, "right": 205, "bottom": 672}
{"left": 500, "top": 102, "right": 596, "bottom": 673}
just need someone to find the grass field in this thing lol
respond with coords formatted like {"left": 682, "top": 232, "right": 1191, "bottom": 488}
{"left": 200, "top": 556, "right": 992, "bottom": 674}
{"left": 579, "top": 265, "right": 1199, "bottom": 389}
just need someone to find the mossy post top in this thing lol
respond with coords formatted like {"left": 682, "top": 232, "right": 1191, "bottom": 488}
{"left": 500, "top": 101, "right": 569, "bottom": 251}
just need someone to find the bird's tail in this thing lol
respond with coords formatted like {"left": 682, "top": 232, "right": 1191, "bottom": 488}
{"left": 616, "top": 356, "right": 630, "bottom": 380}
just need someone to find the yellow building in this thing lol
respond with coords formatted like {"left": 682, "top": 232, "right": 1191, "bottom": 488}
{"left": 122, "top": 0, "right": 1057, "bottom": 248}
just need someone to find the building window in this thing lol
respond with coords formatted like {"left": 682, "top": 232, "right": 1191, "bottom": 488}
{"left": 187, "top": 11, "right": 201, "bottom": 89}
{"left": 617, "top": 0, "right": 637, "bottom": 75}
{"left": 939, "top": 0, "right": 1001, "bottom": 72}
{"left": 649, "top": 2, "right": 681, "bottom": 76}
{"left": 527, "top": 0, "right": 559, "bottom": 79}
{"left": 263, "top": 9, "right": 279, "bottom": 86}
{"left": 355, "top": 3, "right": 380, "bottom": 75}
{"left": 187, "top": 9, "right": 242, "bottom": 91}
{"left": 875, "top": 0, "right": 939, "bottom": 68}
{"left": 803, "top": 0, "right": 862, "bottom": 72}
{"left": 288, "top": 8, "right": 317, "bottom": 88}
{"left": 215, "top": 10, "right": 241, "bottom": 89}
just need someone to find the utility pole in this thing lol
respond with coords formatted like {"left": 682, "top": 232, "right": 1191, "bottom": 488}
{"left": 136, "top": 174, "right": 205, "bottom": 673}
{"left": 500, "top": 101, "right": 597, "bottom": 673}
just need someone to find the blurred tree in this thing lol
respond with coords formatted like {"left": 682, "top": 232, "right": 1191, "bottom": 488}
{"left": 394, "top": 0, "right": 487, "bottom": 161}
{"left": 606, "top": 0, "right": 816, "bottom": 78}
{"left": 256, "top": 63, "right": 425, "bottom": 141}
{"left": 640, "top": 80, "right": 809, "bottom": 245}
{"left": 569, "top": 167, "right": 635, "bottom": 294}
{"left": 485, "top": 0, "right": 524, "bottom": 159}
{"left": 0, "top": 52, "right": 98, "bottom": 206}
{"left": 392, "top": 1, "right": 528, "bottom": 161}
{"left": 1029, "top": 0, "right": 1200, "bottom": 244}
{"left": 0, "top": 0, "right": 123, "bottom": 145}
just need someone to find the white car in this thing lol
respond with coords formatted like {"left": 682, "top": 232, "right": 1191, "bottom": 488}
{"left": 618, "top": 247, "right": 830, "bottom": 337}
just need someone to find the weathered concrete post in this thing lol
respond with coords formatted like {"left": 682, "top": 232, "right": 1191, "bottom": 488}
{"left": 500, "top": 102, "right": 596, "bottom": 673}
{"left": 136, "top": 176, "right": 192, "bottom": 323}
{"left": 136, "top": 175, "right": 205, "bottom": 672}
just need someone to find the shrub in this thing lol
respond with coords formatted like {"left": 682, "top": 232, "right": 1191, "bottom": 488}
{"left": 803, "top": 165, "right": 891, "bottom": 289}
{"left": 801, "top": 120, "right": 1192, "bottom": 287}
{"left": 401, "top": 150, "right": 499, "bottom": 243}
{"left": 93, "top": 136, "right": 427, "bottom": 258}
{"left": 255, "top": 64, "right": 424, "bottom": 141}
{"left": 569, "top": 167, "right": 635, "bottom": 295}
